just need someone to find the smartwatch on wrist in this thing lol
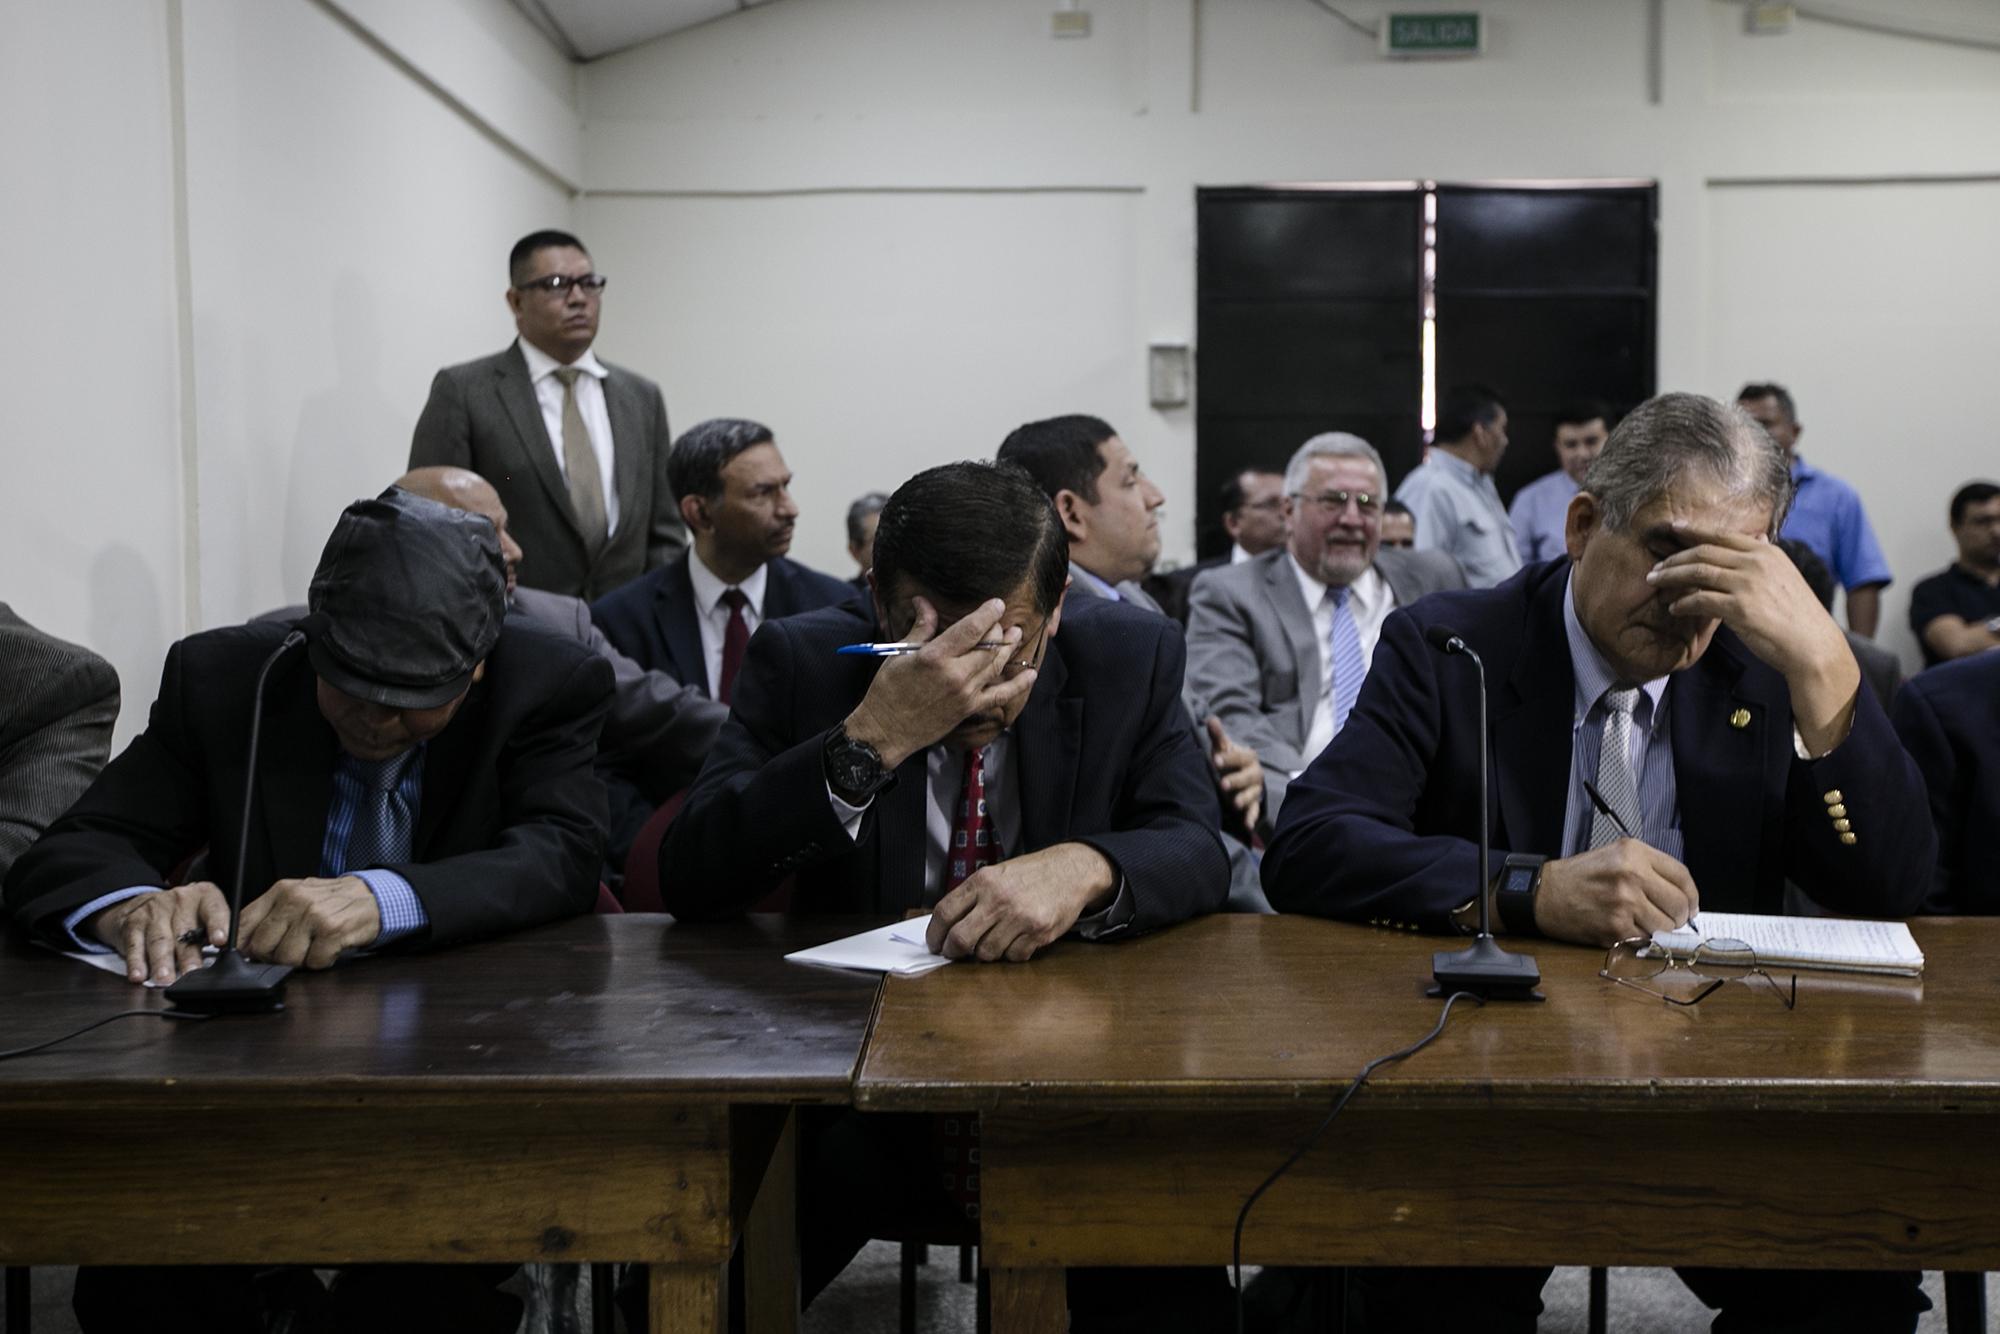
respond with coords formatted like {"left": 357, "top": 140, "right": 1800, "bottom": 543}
{"left": 1492, "top": 853, "right": 1547, "bottom": 937}
{"left": 823, "top": 724, "right": 891, "bottom": 806}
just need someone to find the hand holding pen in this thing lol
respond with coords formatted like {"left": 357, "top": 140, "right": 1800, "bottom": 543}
{"left": 838, "top": 597, "right": 1033, "bottom": 771}
{"left": 1581, "top": 778, "right": 1699, "bottom": 935}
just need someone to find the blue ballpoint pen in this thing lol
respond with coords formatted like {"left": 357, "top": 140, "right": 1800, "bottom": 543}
{"left": 836, "top": 641, "right": 1006, "bottom": 656}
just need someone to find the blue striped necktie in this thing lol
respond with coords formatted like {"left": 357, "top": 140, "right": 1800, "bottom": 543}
{"left": 1328, "top": 586, "right": 1364, "bottom": 735}
{"left": 346, "top": 753, "right": 415, "bottom": 869}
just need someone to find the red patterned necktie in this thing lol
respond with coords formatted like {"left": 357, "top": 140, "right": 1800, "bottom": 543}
{"left": 943, "top": 745, "right": 999, "bottom": 891}
{"left": 717, "top": 587, "right": 750, "bottom": 704}
{"left": 935, "top": 745, "right": 1000, "bottom": 1220}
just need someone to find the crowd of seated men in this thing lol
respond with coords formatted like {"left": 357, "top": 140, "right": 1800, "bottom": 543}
{"left": 2, "top": 226, "right": 1996, "bottom": 1334}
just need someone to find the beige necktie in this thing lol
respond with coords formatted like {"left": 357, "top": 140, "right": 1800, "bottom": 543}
{"left": 552, "top": 367, "right": 608, "bottom": 555}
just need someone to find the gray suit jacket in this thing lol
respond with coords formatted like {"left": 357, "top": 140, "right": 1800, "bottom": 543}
{"left": 410, "top": 343, "right": 687, "bottom": 602}
{"left": 0, "top": 604, "right": 119, "bottom": 881}
{"left": 510, "top": 588, "right": 727, "bottom": 800}
{"left": 1185, "top": 546, "right": 1465, "bottom": 812}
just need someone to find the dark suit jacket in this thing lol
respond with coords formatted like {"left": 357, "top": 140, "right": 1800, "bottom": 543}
{"left": 1264, "top": 560, "right": 1935, "bottom": 930}
{"left": 410, "top": 343, "right": 686, "bottom": 601}
{"left": 1143, "top": 554, "right": 1226, "bottom": 626}
{"left": 660, "top": 597, "right": 1229, "bottom": 931}
{"left": 0, "top": 604, "right": 119, "bottom": 882}
{"left": 5, "top": 620, "right": 613, "bottom": 950}
{"left": 1892, "top": 652, "right": 2000, "bottom": 913}
{"left": 589, "top": 553, "right": 858, "bottom": 697}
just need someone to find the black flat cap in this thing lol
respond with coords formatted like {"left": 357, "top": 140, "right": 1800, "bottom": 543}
{"left": 306, "top": 487, "right": 507, "bottom": 709}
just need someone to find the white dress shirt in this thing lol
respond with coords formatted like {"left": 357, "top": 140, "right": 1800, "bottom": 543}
{"left": 517, "top": 338, "right": 620, "bottom": 534}
{"left": 686, "top": 548, "right": 769, "bottom": 700}
{"left": 1288, "top": 553, "right": 1395, "bottom": 771}
{"left": 1229, "top": 543, "right": 1254, "bottom": 565}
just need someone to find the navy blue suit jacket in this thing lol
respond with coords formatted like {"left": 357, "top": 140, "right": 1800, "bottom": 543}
{"left": 1892, "top": 652, "right": 2000, "bottom": 913}
{"left": 1264, "top": 559, "right": 1934, "bottom": 931}
{"left": 660, "top": 596, "right": 1229, "bottom": 932}
{"left": 588, "top": 553, "right": 857, "bottom": 695}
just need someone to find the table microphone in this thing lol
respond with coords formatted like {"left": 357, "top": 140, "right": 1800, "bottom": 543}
{"left": 1423, "top": 625, "right": 1543, "bottom": 1002}
{"left": 166, "top": 621, "right": 319, "bottom": 1014}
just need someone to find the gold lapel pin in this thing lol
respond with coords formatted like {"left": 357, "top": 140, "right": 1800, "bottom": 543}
{"left": 1729, "top": 707, "right": 1752, "bottom": 730}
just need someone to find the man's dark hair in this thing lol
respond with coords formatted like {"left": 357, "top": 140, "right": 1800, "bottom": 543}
{"left": 1737, "top": 382, "right": 1798, "bottom": 424}
{"left": 1383, "top": 498, "right": 1413, "bottom": 519}
{"left": 846, "top": 491, "right": 890, "bottom": 545}
{"left": 509, "top": 229, "right": 588, "bottom": 285}
{"left": 997, "top": 415, "right": 1118, "bottom": 505}
{"left": 667, "top": 418, "right": 776, "bottom": 503}
{"left": 1219, "top": 468, "right": 1282, "bottom": 516}
{"left": 1435, "top": 385, "right": 1506, "bottom": 445}
{"left": 1778, "top": 537, "right": 1837, "bottom": 611}
{"left": 1949, "top": 481, "right": 2000, "bottom": 527}
{"left": 873, "top": 462, "right": 1069, "bottom": 616}
{"left": 1554, "top": 399, "right": 1613, "bottom": 431}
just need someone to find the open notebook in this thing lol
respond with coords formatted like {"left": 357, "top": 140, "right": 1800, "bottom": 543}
{"left": 784, "top": 916, "right": 954, "bottom": 977}
{"left": 1653, "top": 912, "right": 1924, "bottom": 977}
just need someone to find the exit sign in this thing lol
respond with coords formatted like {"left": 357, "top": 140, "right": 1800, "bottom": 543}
{"left": 1381, "top": 12, "right": 1482, "bottom": 58}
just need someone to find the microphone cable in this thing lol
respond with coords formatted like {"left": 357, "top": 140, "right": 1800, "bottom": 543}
{"left": 1232, "top": 989, "right": 1486, "bottom": 1334}
{"left": 0, "top": 1007, "right": 209, "bottom": 1062}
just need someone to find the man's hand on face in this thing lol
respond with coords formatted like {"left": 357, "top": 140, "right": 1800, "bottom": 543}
{"left": 235, "top": 876, "right": 383, "bottom": 970}
{"left": 1532, "top": 839, "right": 1699, "bottom": 947}
{"left": 1205, "top": 715, "right": 1263, "bottom": 833}
{"left": 1646, "top": 527, "right": 1860, "bottom": 751}
{"left": 843, "top": 597, "right": 1035, "bottom": 770}
{"left": 924, "top": 842, "right": 1118, "bottom": 963}
{"left": 89, "top": 882, "right": 231, "bottom": 985}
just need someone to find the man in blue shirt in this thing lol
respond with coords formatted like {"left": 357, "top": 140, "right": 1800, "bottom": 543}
{"left": 1508, "top": 400, "right": 1610, "bottom": 564}
{"left": 1395, "top": 384, "right": 1522, "bottom": 588}
{"left": 1738, "top": 382, "right": 1892, "bottom": 638}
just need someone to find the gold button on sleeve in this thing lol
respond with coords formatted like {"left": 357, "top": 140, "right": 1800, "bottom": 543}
{"left": 1839, "top": 831, "right": 1858, "bottom": 846}
{"left": 1823, "top": 789, "right": 1844, "bottom": 805}
{"left": 1833, "top": 818, "right": 1852, "bottom": 833}
{"left": 1828, "top": 803, "right": 1847, "bottom": 819}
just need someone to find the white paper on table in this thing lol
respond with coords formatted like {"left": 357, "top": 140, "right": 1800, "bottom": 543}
{"left": 784, "top": 916, "right": 954, "bottom": 977}
{"left": 44, "top": 942, "right": 217, "bottom": 987}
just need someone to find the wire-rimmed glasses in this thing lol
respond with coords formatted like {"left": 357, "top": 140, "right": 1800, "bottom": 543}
{"left": 1600, "top": 936, "right": 1797, "bottom": 1010}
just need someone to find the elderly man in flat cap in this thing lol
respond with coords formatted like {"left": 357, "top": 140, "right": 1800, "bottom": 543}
{"left": 5, "top": 487, "right": 613, "bottom": 1333}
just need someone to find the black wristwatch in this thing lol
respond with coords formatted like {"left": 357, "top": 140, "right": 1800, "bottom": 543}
{"left": 823, "top": 724, "right": 891, "bottom": 805}
{"left": 1492, "top": 853, "right": 1547, "bottom": 937}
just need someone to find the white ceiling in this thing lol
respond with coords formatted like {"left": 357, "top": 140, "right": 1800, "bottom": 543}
{"left": 510, "top": 0, "right": 788, "bottom": 61}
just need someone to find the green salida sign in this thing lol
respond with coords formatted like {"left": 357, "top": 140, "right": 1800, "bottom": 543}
{"left": 1382, "top": 12, "right": 1483, "bottom": 58}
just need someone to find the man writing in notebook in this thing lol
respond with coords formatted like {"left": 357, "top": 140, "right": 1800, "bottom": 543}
{"left": 1264, "top": 392, "right": 1934, "bottom": 1331}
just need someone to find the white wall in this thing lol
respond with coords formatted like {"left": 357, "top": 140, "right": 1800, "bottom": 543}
{"left": 0, "top": 0, "right": 579, "bottom": 746}
{"left": 578, "top": 0, "right": 2000, "bottom": 671}
{"left": 0, "top": 4, "right": 184, "bottom": 744}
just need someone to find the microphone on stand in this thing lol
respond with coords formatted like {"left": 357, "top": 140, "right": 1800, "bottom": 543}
{"left": 166, "top": 619, "right": 322, "bottom": 1014}
{"left": 1423, "top": 625, "right": 1542, "bottom": 1002}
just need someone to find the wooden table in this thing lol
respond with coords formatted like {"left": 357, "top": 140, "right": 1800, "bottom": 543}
{"left": 855, "top": 914, "right": 2000, "bottom": 1332}
{"left": 0, "top": 914, "right": 881, "bottom": 1333}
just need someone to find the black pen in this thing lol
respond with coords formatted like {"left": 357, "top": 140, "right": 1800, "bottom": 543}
{"left": 1583, "top": 779, "right": 1699, "bottom": 934}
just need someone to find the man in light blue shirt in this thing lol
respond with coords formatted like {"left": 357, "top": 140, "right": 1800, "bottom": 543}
{"left": 1509, "top": 401, "right": 1611, "bottom": 565}
{"left": 1739, "top": 382, "right": 1892, "bottom": 638}
{"left": 1396, "top": 383, "right": 1522, "bottom": 588}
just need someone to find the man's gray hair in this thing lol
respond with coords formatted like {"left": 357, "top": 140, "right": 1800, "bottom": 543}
{"left": 1583, "top": 392, "right": 1792, "bottom": 537}
{"left": 1284, "top": 432, "right": 1386, "bottom": 498}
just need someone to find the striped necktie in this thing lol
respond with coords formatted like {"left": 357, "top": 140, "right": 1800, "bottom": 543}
{"left": 1588, "top": 687, "right": 1644, "bottom": 850}
{"left": 1328, "top": 586, "right": 1365, "bottom": 735}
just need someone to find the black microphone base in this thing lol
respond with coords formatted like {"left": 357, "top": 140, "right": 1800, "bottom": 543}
{"left": 1429, "top": 935, "right": 1544, "bottom": 1002}
{"left": 165, "top": 950, "right": 292, "bottom": 1014}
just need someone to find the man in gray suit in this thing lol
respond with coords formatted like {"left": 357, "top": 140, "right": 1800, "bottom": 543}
{"left": 0, "top": 605, "right": 119, "bottom": 880}
{"left": 1187, "top": 432, "right": 1465, "bottom": 817}
{"left": 410, "top": 229, "right": 686, "bottom": 602}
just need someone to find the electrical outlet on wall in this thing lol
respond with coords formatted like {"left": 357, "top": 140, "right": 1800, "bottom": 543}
{"left": 1745, "top": 3, "right": 1795, "bottom": 34}
{"left": 1051, "top": 10, "right": 1091, "bottom": 38}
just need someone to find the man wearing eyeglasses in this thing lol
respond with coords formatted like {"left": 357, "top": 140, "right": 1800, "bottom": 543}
{"left": 1185, "top": 432, "right": 1464, "bottom": 818}
{"left": 410, "top": 229, "right": 685, "bottom": 602}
